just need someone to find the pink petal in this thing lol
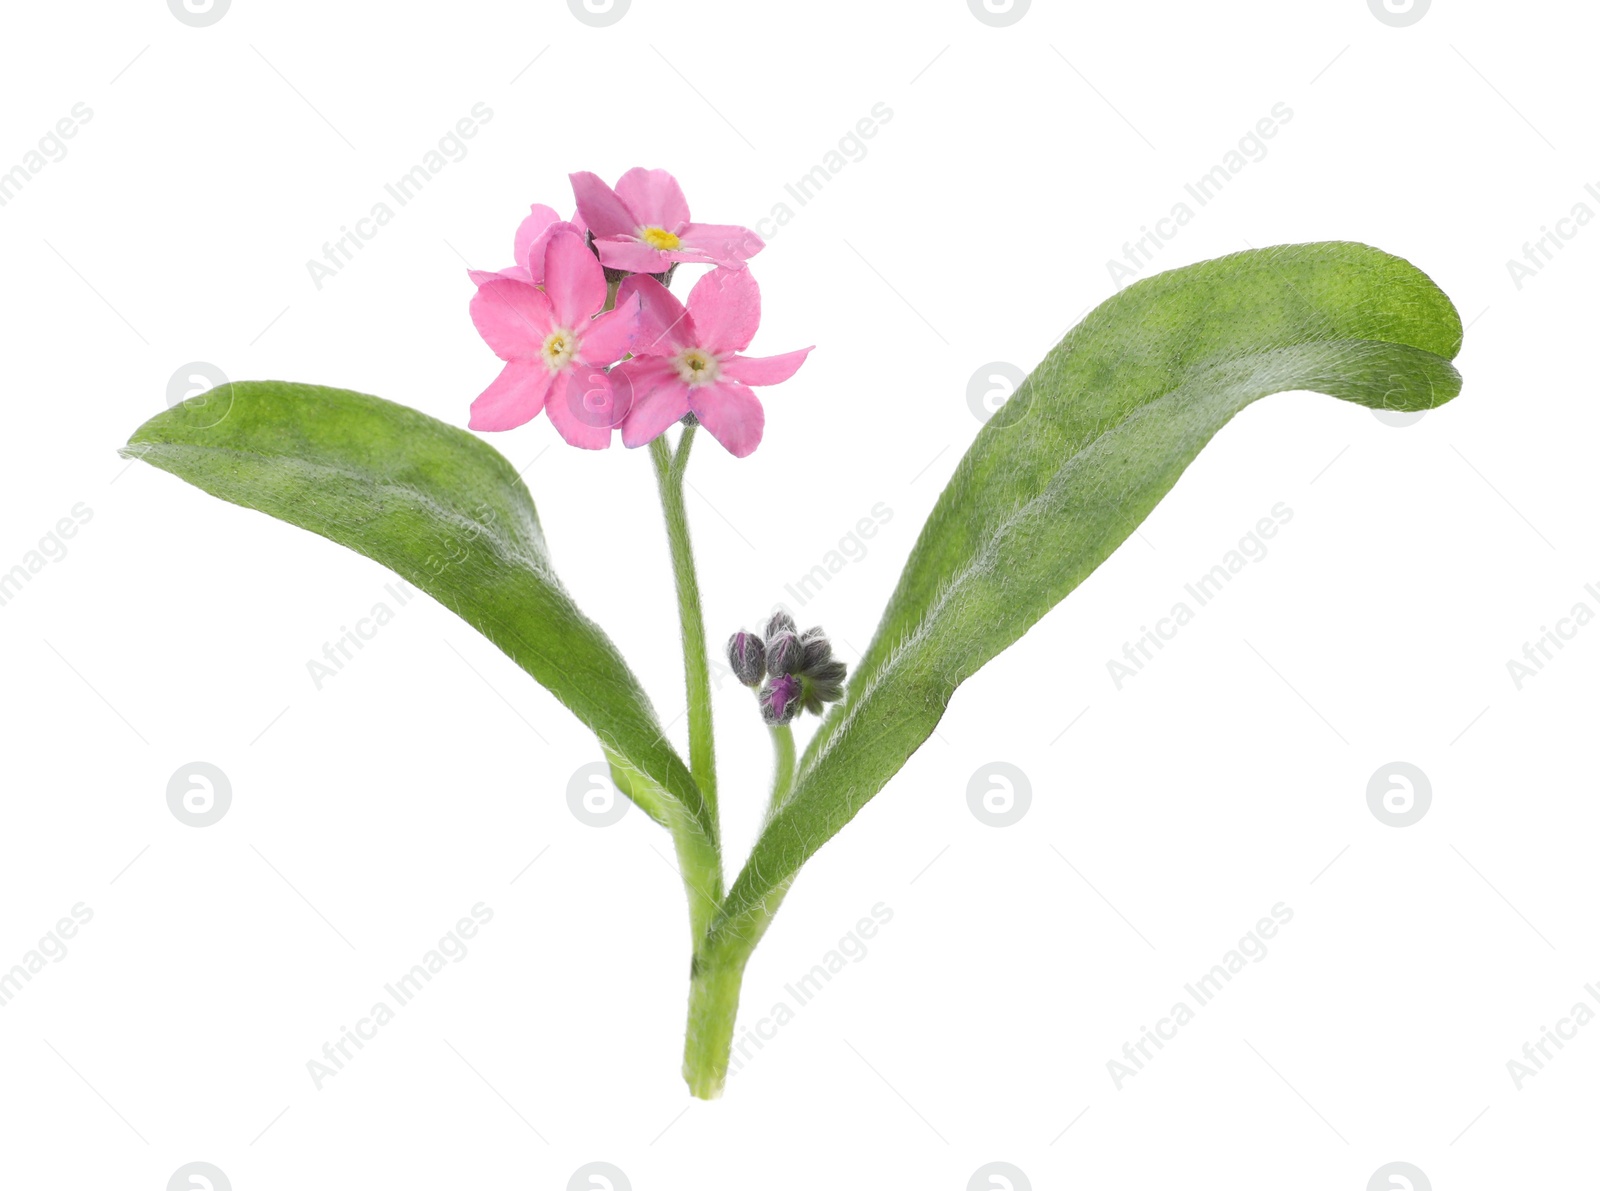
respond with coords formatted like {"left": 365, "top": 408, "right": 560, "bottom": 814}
{"left": 577, "top": 291, "right": 642, "bottom": 367}
{"left": 523, "top": 218, "right": 585, "bottom": 285}
{"left": 569, "top": 171, "right": 636, "bottom": 238}
{"left": 615, "top": 363, "right": 692, "bottom": 449}
{"left": 594, "top": 237, "right": 673, "bottom": 275}
{"left": 617, "top": 275, "right": 691, "bottom": 356}
{"left": 719, "top": 346, "right": 813, "bottom": 387}
{"left": 685, "top": 266, "right": 761, "bottom": 354}
{"left": 612, "top": 353, "right": 681, "bottom": 391}
{"left": 541, "top": 229, "right": 608, "bottom": 328}
{"left": 469, "top": 361, "right": 554, "bottom": 432}
{"left": 688, "top": 380, "right": 764, "bottom": 458}
{"left": 676, "top": 222, "right": 765, "bottom": 265}
{"left": 470, "top": 279, "right": 555, "bottom": 361}
{"left": 513, "top": 204, "right": 562, "bottom": 274}
{"left": 544, "top": 369, "right": 625, "bottom": 450}
{"left": 613, "top": 167, "right": 690, "bottom": 229}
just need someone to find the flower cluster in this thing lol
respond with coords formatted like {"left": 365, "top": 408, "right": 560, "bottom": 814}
{"left": 727, "top": 612, "right": 847, "bottom": 727}
{"left": 466, "top": 168, "right": 811, "bottom": 456}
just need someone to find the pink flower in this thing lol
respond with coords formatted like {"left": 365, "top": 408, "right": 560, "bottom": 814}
{"left": 570, "top": 168, "right": 763, "bottom": 274}
{"left": 466, "top": 203, "right": 586, "bottom": 288}
{"left": 468, "top": 228, "right": 641, "bottom": 449}
{"left": 611, "top": 266, "right": 811, "bottom": 458}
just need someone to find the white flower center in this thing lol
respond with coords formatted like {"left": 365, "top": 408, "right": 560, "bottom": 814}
{"left": 541, "top": 328, "right": 578, "bottom": 372}
{"left": 673, "top": 347, "right": 720, "bottom": 386}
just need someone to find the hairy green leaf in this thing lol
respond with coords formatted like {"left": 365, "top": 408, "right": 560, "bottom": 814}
{"left": 123, "top": 381, "right": 712, "bottom": 845}
{"left": 708, "top": 242, "right": 1463, "bottom": 958}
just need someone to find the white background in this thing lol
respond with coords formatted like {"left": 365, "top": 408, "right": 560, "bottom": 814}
{"left": 1, "top": 1, "right": 1594, "bottom": 1187}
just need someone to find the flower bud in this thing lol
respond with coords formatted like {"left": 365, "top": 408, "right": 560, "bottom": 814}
{"left": 799, "top": 626, "right": 833, "bottom": 671}
{"left": 726, "top": 630, "right": 766, "bottom": 687}
{"left": 742, "top": 616, "right": 847, "bottom": 724}
{"left": 766, "top": 631, "right": 804, "bottom": 677}
{"left": 759, "top": 674, "right": 803, "bottom": 726}
{"left": 803, "top": 658, "right": 848, "bottom": 709}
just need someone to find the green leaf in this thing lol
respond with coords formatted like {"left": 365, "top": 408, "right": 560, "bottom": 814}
{"left": 123, "top": 381, "right": 712, "bottom": 846}
{"left": 707, "top": 241, "right": 1463, "bottom": 958}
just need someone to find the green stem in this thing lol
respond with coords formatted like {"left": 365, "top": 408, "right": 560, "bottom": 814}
{"left": 649, "top": 427, "right": 720, "bottom": 860}
{"left": 649, "top": 425, "right": 743, "bottom": 1098}
{"left": 604, "top": 744, "right": 721, "bottom": 942}
{"left": 672, "top": 418, "right": 697, "bottom": 473}
{"left": 672, "top": 815, "right": 725, "bottom": 949}
{"left": 767, "top": 724, "right": 795, "bottom": 818}
{"left": 682, "top": 950, "right": 748, "bottom": 1098}
{"left": 682, "top": 875, "right": 795, "bottom": 1098}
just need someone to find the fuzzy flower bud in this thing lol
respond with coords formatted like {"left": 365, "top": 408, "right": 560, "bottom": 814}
{"left": 726, "top": 630, "right": 766, "bottom": 687}
{"left": 766, "top": 631, "right": 804, "bottom": 677}
{"left": 759, "top": 673, "right": 804, "bottom": 726}
{"left": 799, "top": 626, "right": 833, "bottom": 672}
{"left": 741, "top": 616, "right": 847, "bottom": 724}
{"left": 802, "top": 658, "right": 848, "bottom": 715}
{"left": 795, "top": 627, "right": 847, "bottom": 715}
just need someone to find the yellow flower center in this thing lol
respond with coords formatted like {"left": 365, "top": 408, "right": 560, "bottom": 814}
{"left": 541, "top": 328, "right": 577, "bottom": 371}
{"left": 640, "top": 226, "right": 682, "bottom": 250}
{"left": 673, "top": 348, "right": 720, "bottom": 386}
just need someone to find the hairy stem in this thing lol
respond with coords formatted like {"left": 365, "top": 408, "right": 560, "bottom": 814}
{"left": 649, "top": 425, "right": 743, "bottom": 1098}
{"left": 682, "top": 951, "right": 749, "bottom": 1099}
{"left": 672, "top": 811, "right": 725, "bottom": 949}
{"left": 681, "top": 872, "right": 796, "bottom": 1098}
{"left": 767, "top": 724, "right": 795, "bottom": 818}
{"left": 650, "top": 429, "right": 718, "bottom": 827}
